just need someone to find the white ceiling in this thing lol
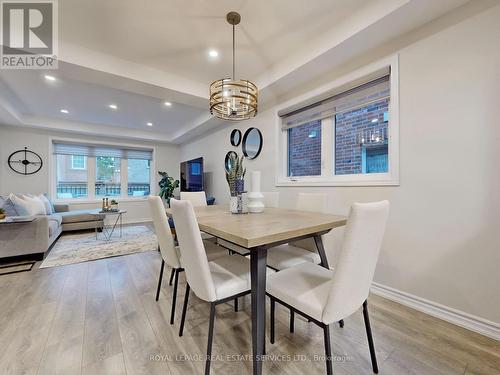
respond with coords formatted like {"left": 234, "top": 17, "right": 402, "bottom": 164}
{"left": 59, "top": 0, "right": 370, "bottom": 86}
{"left": 0, "top": 0, "right": 484, "bottom": 144}
{"left": 0, "top": 69, "right": 205, "bottom": 135}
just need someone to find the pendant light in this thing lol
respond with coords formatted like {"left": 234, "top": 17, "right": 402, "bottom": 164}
{"left": 209, "top": 12, "right": 258, "bottom": 121}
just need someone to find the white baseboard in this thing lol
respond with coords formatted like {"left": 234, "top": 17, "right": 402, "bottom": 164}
{"left": 122, "top": 218, "right": 152, "bottom": 225}
{"left": 371, "top": 282, "right": 500, "bottom": 341}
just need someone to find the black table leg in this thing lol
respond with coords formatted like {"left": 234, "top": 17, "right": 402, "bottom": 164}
{"left": 314, "top": 235, "right": 329, "bottom": 269}
{"left": 250, "top": 247, "right": 267, "bottom": 375}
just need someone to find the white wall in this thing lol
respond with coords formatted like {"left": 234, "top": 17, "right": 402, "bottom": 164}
{"left": 180, "top": 6, "right": 500, "bottom": 325}
{"left": 0, "top": 125, "right": 180, "bottom": 223}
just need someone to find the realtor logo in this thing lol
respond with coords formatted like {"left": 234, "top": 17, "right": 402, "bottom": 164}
{"left": 1, "top": 0, "right": 58, "bottom": 69}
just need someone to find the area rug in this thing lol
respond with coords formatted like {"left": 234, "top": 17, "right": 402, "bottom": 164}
{"left": 40, "top": 225, "right": 157, "bottom": 269}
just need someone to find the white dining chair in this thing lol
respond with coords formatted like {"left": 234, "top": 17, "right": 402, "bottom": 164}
{"left": 266, "top": 200, "right": 390, "bottom": 375}
{"left": 171, "top": 198, "right": 273, "bottom": 375}
{"left": 262, "top": 191, "right": 280, "bottom": 208}
{"left": 180, "top": 191, "right": 216, "bottom": 242}
{"left": 266, "top": 192, "right": 327, "bottom": 270}
{"left": 217, "top": 191, "right": 280, "bottom": 256}
{"left": 180, "top": 191, "right": 208, "bottom": 207}
{"left": 148, "top": 196, "right": 225, "bottom": 325}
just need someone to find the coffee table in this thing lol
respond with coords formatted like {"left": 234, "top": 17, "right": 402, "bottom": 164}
{"left": 95, "top": 210, "right": 126, "bottom": 241}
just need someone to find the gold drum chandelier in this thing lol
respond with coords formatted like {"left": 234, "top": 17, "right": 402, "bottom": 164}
{"left": 209, "top": 12, "right": 258, "bottom": 121}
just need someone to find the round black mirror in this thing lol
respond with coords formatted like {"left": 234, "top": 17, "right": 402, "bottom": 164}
{"left": 230, "top": 129, "right": 241, "bottom": 146}
{"left": 224, "top": 151, "right": 238, "bottom": 171}
{"left": 242, "top": 128, "right": 263, "bottom": 159}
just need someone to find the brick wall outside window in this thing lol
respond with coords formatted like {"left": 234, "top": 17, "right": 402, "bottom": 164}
{"left": 335, "top": 99, "right": 389, "bottom": 175}
{"left": 287, "top": 120, "right": 321, "bottom": 176}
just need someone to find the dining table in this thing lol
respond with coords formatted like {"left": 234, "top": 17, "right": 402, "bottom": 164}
{"left": 166, "top": 204, "right": 347, "bottom": 375}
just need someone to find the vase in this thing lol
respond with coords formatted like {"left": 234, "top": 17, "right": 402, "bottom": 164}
{"left": 229, "top": 196, "right": 238, "bottom": 213}
{"left": 235, "top": 179, "right": 245, "bottom": 194}
{"left": 247, "top": 171, "right": 265, "bottom": 213}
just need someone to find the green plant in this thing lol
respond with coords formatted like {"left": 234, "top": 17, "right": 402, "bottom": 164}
{"left": 110, "top": 199, "right": 118, "bottom": 205}
{"left": 225, "top": 153, "right": 245, "bottom": 196}
{"left": 158, "top": 171, "right": 179, "bottom": 204}
{"left": 0, "top": 208, "right": 5, "bottom": 215}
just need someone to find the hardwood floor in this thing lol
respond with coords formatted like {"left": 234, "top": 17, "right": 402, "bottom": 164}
{"left": 0, "top": 248, "right": 498, "bottom": 375}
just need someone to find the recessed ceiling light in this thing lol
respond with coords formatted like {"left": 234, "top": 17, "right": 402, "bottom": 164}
{"left": 164, "top": 101, "right": 172, "bottom": 107}
{"left": 45, "top": 75, "right": 56, "bottom": 81}
{"left": 371, "top": 118, "right": 378, "bottom": 123}
{"left": 147, "top": 122, "right": 153, "bottom": 127}
{"left": 109, "top": 104, "right": 118, "bottom": 110}
{"left": 60, "top": 109, "right": 69, "bottom": 114}
{"left": 208, "top": 49, "right": 219, "bottom": 58}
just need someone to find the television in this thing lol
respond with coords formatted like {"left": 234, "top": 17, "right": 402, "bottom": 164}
{"left": 180, "top": 157, "right": 204, "bottom": 192}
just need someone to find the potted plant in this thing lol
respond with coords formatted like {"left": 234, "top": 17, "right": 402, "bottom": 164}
{"left": 158, "top": 171, "right": 180, "bottom": 206}
{"left": 225, "top": 153, "right": 245, "bottom": 213}
{"left": 0, "top": 208, "right": 5, "bottom": 220}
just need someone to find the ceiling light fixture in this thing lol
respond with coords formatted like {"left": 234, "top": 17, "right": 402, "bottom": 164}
{"left": 45, "top": 75, "right": 56, "bottom": 81}
{"left": 208, "top": 49, "right": 219, "bottom": 58}
{"left": 147, "top": 122, "right": 153, "bottom": 126}
{"left": 164, "top": 101, "right": 172, "bottom": 107}
{"left": 60, "top": 109, "right": 69, "bottom": 114}
{"left": 209, "top": 12, "right": 258, "bottom": 121}
{"left": 109, "top": 104, "right": 118, "bottom": 110}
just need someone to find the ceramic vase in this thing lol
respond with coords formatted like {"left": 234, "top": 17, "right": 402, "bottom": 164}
{"left": 247, "top": 171, "right": 264, "bottom": 213}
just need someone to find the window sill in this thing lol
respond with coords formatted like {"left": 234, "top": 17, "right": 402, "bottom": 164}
{"left": 276, "top": 176, "right": 399, "bottom": 187}
{"left": 53, "top": 197, "right": 151, "bottom": 205}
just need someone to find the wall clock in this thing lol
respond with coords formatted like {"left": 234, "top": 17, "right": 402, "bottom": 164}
{"left": 8, "top": 147, "right": 43, "bottom": 175}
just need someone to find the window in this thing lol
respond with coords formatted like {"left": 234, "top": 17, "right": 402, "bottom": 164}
{"left": 288, "top": 120, "right": 322, "bottom": 177}
{"left": 71, "top": 155, "right": 86, "bottom": 170}
{"left": 56, "top": 154, "right": 88, "bottom": 199}
{"left": 52, "top": 142, "right": 154, "bottom": 200}
{"left": 278, "top": 57, "right": 399, "bottom": 186}
{"left": 96, "top": 156, "right": 121, "bottom": 197}
{"left": 127, "top": 159, "right": 151, "bottom": 197}
{"left": 334, "top": 100, "right": 389, "bottom": 175}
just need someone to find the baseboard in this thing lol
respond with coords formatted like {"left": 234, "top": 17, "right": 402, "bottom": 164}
{"left": 121, "top": 218, "right": 152, "bottom": 225}
{"left": 371, "top": 282, "right": 500, "bottom": 341}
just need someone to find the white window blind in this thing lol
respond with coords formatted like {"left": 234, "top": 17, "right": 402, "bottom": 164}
{"left": 280, "top": 70, "right": 390, "bottom": 130}
{"left": 53, "top": 141, "right": 153, "bottom": 160}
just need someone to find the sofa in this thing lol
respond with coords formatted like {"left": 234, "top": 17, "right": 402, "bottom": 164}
{"left": 0, "top": 196, "right": 105, "bottom": 260}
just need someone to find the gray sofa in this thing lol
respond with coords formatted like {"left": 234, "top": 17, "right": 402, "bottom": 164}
{"left": 0, "top": 198, "right": 105, "bottom": 260}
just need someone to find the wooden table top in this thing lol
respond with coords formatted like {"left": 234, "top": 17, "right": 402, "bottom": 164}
{"left": 167, "top": 205, "right": 347, "bottom": 248}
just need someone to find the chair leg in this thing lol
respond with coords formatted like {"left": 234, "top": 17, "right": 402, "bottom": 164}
{"left": 289, "top": 309, "right": 295, "bottom": 333}
{"left": 170, "top": 269, "right": 180, "bottom": 325}
{"left": 339, "top": 319, "right": 344, "bottom": 328}
{"left": 205, "top": 303, "right": 216, "bottom": 375}
{"left": 323, "top": 324, "right": 333, "bottom": 375}
{"left": 270, "top": 297, "right": 275, "bottom": 344}
{"left": 155, "top": 260, "right": 165, "bottom": 301}
{"left": 179, "top": 283, "right": 190, "bottom": 337}
{"left": 363, "top": 300, "right": 379, "bottom": 374}
{"left": 168, "top": 268, "right": 175, "bottom": 286}
{"left": 234, "top": 298, "right": 238, "bottom": 312}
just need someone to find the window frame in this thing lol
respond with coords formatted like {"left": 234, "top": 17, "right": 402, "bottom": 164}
{"left": 49, "top": 137, "right": 156, "bottom": 202}
{"left": 70, "top": 155, "right": 87, "bottom": 170}
{"left": 275, "top": 55, "right": 399, "bottom": 187}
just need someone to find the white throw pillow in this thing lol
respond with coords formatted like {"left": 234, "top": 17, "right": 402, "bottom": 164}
{"left": 10, "top": 194, "right": 47, "bottom": 216}
{"left": 9, "top": 193, "right": 32, "bottom": 216}
{"left": 38, "top": 194, "right": 53, "bottom": 214}
{"left": 23, "top": 195, "right": 47, "bottom": 215}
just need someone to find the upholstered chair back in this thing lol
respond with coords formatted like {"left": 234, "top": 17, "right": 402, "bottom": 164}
{"left": 148, "top": 196, "right": 180, "bottom": 269}
{"left": 180, "top": 191, "right": 207, "bottom": 207}
{"left": 262, "top": 192, "right": 280, "bottom": 208}
{"left": 170, "top": 199, "right": 217, "bottom": 302}
{"left": 323, "top": 201, "right": 389, "bottom": 324}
